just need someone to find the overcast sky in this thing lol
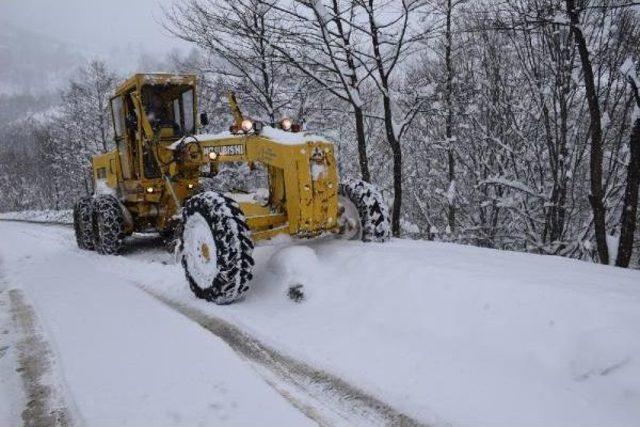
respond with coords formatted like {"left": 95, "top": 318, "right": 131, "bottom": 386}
{"left": 1, "top": 0, "right": 190, "bottom": 58}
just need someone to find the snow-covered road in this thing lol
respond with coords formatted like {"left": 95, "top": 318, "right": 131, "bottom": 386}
{"left": 1, "top": 220, "right": 640, "bottom": 427}
{"left": 0, "top": 222, "right": 314, "bottom": 427}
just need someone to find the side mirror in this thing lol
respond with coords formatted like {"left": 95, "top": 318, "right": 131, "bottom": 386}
{"left": 200, "top": 112, "right": 209, "bottom": 127}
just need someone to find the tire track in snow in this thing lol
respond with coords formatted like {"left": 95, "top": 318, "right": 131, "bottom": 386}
{"left": 8, "top": 289, "right": 75, "bottom": 427}
{"left": 3, "top": 220, "right": 426, "bottom": 425}
{"left": 140, "top": 286, "right": 426, "bottom": 427}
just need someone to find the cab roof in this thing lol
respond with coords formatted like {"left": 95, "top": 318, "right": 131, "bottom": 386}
{"left": 114, "top": 73, "right": 197, "bottom": 96}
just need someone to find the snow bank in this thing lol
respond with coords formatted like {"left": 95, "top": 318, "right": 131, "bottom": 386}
{"left": 0, "top": 209, "right": 72, "bottom": 224}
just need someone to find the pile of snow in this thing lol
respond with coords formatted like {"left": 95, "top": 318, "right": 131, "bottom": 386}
{"left": 260, "top": 126, "right": 332, "bottom": 145}
{"left": 267, "top": 240, "right": 325, "bottom": 302}
{"left": 0, "top": 209, "right": 72, "bottom": 224}
{"left": 94, "top": 179, "right": 116, "bottom": 196}
{"left": 310, "top": 163, "right": 327, "bottom": 181}
{"left": 169, "top": 132, "right": 242, "bottom": 149}
{"left": 225, "top": 189, "right": 269, "bottom": 204}
{"left": 172, "top": 126, "right": 331, "bottom": 149}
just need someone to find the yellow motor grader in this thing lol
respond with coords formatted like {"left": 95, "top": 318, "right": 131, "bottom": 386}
{"left": 73, "top": 73, "right": 390, "bottom": 304}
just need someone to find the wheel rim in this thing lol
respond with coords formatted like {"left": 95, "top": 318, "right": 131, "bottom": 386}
{"left": 338, "top": 196, "right": 362, "bottom": 240}
{"left": 182, "top": 213, "right": 218, "bottom": 289}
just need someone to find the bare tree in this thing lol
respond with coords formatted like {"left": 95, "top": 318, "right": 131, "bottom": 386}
{"left": 237, "top": 0, "right": 374, "bottom": 181}
{"left": 3, "top": 0, "right": 639, "bottom": 269}
{"left": 165, "top": 0, "right": 289, "bottom": 122}
{"left": 617, "top": 59, "right": 640, "bottom": 266}
{"left": 353, "top": 0, "right": 433, "bottom": 236}
{"left": 62, "top": 60, "right": 117, "bottom": 154}
{"left": 442, "top": 0, "right": 466, "bottom": 233}
{"left": 565, "top": 0, "right": 609, "bottom": 263}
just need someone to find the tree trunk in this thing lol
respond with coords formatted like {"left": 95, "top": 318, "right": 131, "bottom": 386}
{"left": 365, "top": 0, "right": 402, "bottom": 236}
{"left": 566, "top": 0, "right": 609, "bottom": 264}
{"left": 380, "top": 95, "right": 403, "bottom": 237}
{"left": 353, "top": 106, "right": 371, "bottom": 182}
{"left": 445, "top": 0, "right": 455, "bottom": 232}
{"left": 330, "top": 0, "right": 370, "bottom": 182}
{"left": 616, "top": 80, "right": 640, "bottom": 267}
{"left": 257, "top": 17, "right": 275, "bottom": 124}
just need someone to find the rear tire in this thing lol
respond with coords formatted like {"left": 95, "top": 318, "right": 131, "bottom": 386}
{"left": 339, "top": 178, "right": 391, "bottom": 242}
{"left": 73, "top": 197, "right": 95, "bottom": 250}
{"left": 92, "top": 195, "right": 126, "bottom": 255}
{"left": 179, "top": 191, "right": 254, "bottom": 304}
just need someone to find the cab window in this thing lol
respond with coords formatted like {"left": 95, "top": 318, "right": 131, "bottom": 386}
{"left": 142, "top": 85, "right": 196, "bottom": 137}
{"left": 182, "top": 89, "right": 195, "bottom": 134}
{"left": 111, "top": 96, "right": 125, "bottom": 138}
{"left": 143, "top": 86, "right": 176, "bottom": 131}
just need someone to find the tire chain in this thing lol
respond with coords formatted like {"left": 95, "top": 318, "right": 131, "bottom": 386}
{"left": 73, "top": 197, "right": 95, "bottom": 250}
{"left": 180, "top": 191, "right": 255, "bottom": 304}
{"left": 339, "top": 178, "right": 391, "bottom": 242}
{"left": 93, "top": 195, "right": 126, "bottom": 255}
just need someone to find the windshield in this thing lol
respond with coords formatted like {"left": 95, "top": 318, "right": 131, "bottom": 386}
{"left": 111, "top": 96, "right": 125, "bottom": 138}
{"left": 142, "top": 84, "right": 196, "bottom": 137}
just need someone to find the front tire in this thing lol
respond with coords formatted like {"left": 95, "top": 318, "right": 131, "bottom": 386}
{"left": 179, "top": 191, "right": 254, "bottom": 304}
{"left": 73, "top": 197, "right": 95, "bottom": 250}
{"left": 92, "top": 195, "right": 126, "bottom": 255}
{"left": 339, "top": 178, "right": 391, "bottom": 242}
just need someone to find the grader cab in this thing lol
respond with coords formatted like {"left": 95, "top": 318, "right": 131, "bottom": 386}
{"left": 73, "top": 73, "right": 390, "bottom": 304}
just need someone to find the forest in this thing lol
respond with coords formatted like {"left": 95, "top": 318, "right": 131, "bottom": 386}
{"left": 1, "top": 0, "right": 639, "bottom": 267}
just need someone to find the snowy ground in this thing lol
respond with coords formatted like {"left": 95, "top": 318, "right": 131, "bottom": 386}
{"left": 1, "top": 219, "right": 639, "bottom": 427}
{"left": 0, "top": 209, "right": 72, "bottom": 224}
{"left": 0, "top": 222, "right": 313, "bottom": 426}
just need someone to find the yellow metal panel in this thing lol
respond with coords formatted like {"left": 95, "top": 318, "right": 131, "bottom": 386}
{"left": 92, "top": 151, "right": 119, "bottom": 190}
{"left": 97, "top": 73, "right": 342, "bottom": 241}
{"left": 198, "top": 135, "right": 338, "bottom": 236}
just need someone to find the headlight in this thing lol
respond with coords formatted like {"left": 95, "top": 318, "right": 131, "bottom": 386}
{"left": 241, "top": 119, "right": 254, "bottom": 133}
{"left": 280, "top": 118, "right": 292, "bottom": 131}
{"left": 146, "top": 187, "right": 154, "bottom": 193}
{"left": 208, "top": 151, "right": 218, "bottom": 160}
